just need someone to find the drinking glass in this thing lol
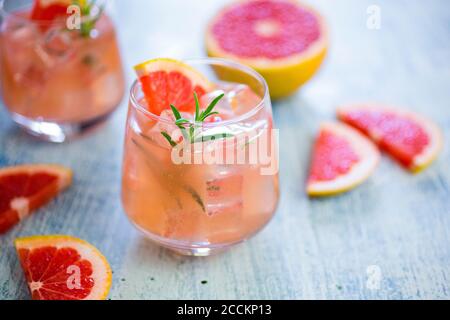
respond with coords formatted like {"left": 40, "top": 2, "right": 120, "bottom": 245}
{"left": 0, "top": 0, "right": 125, "bottom": 142}
{"left": 121, "top": 58, "right": 279, "bottom": 256}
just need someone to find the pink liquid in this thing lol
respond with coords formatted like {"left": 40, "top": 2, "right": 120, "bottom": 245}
{"left": 0, "top": 10, "right": 125, "bottom": 123}
{"left": 121, "top": 85, "right": 279, "bottom": 247}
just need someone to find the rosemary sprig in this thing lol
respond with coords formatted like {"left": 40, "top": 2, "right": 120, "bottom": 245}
{"left": 183, "top": 185, "right": 205, "bottom": 212}
{"left": 161, "top": 92, "right": 232, "bottom": 147}
{"left": 197, "top": 92, "right": 223, "bottom": 122}
{"left": 160, "top": 131, "right": 177, "bottom": 147}
{"left": 72, "top": 0, "right": 104, "bottom": 38}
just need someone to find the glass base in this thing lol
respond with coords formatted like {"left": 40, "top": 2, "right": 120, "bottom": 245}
{"left": 10, "top": 112, "right": 113, "bottom": 143}
{"left": 133, "top": 223, "right": 247, "bottom": 257}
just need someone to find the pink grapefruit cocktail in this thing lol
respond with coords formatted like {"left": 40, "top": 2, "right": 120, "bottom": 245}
{"left": 121, "top": 59, "right": 279, "bottom": 255}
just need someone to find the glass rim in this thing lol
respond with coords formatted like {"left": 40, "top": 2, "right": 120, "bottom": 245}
{"left": 129, "top": 57, "right": 270, "bottom": 128}
{"left": 0, "top": 0, "right": 104, "bottom": 26}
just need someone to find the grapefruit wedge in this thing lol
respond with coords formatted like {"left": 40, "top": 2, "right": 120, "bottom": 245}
{"left": 134, "top": 58, "right": 213, "bottom": 115}
{"left": 30, "top": 0, "right": 72, "bottom": 21}
{"left": 337, "top": 104, "right": 443, "bottom": 173}
{"left": 206, "top": 0, "right": 328, "bottom": 99}
{"left": 0, "top": 164, "right": 72, "bottom": 234}
{"left": 307, "top": 123, "right": 380, "bottom": 197}
{"left": 15, "top": 235, "right": 112, "bottom": 300}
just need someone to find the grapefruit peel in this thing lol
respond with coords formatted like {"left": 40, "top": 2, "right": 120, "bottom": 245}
{"left": 307, "top": 122, "right": 380, "bottom": 197}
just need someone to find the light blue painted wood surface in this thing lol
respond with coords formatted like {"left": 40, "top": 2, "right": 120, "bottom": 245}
{"left": 1, "top": 0, "right": 449, "bottom": 300}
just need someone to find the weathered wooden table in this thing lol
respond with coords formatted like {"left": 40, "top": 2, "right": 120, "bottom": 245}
{"left": 1, "top": 0, "right": 449, "bottom": 299}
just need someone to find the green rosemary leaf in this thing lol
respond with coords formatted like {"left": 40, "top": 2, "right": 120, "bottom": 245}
{"left": 183, "top": 185, "right": 205, "bottom": 212}
{"left": 193, "top": 133, "right": 234, "bottom": 143}
{"left": 242, "top": 138, "right": 257, "bottom": 150}
{"left": 81, "top": 54, "right": 96, "bottom": 66}
{"left": 169, "top": 106, "right": 189, "bottom": 141}
{"left": 160, "top": 132, "right": 177, "bottom": 147}
{"left": 189, "top": 126, "right": 196, "bottom": 143}
{"left": 201, "top": 111, "right": 220, "bottom": 122}
{"left": 175, "top": 118, "right": 190, "bottom": 126}
{"left": 170, "top": 104, "right": 182, "bottom": 120}
{"left": 200, "top": 93, "right": 225, "bottom": 120}
{"left": 194, "top": 92, "right": 200, "bottom": 122}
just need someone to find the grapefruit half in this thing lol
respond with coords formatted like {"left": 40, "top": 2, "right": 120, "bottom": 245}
{"left": 337, "top": 104, "right": 443, "bottom": 173}
{"left": 0, "top": 164, "right": 72, "bottom": 234}
{"left": 15, "top": 235, "right": 112, "bottom": 300}
{"left": 307, "top": 122, "right": 380, "bottom": 197}
{"left": 134, "top": 58, "right": 214, "bottom": 115}
{"left": 206, "top": 0, "right": 328, "bottom": 99}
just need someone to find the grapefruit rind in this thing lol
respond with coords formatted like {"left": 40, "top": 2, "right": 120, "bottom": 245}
{"left": 134, "top": 58, "right": 214, "bottom": 92}
{"left": 337, "top": 104, "right": 443, "bottom": 173}
{"left": 307, "top": 122, "right": 380, "bottom": 197}
{"left": 205, "top": 0, "right": 328, "bottom": 99}
{"left": 15, "top": 235, "right": 112, "bottom": 301}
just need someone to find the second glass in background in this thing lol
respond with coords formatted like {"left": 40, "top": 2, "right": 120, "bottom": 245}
{"left": 0, "top": 0, "right": 125, "bottom": 142}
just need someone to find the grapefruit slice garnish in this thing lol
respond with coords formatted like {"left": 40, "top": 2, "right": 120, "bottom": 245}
{"left": 206, "top": 0, "right": 328, "bottom": 99}
{"left": 30, "top": 0, "right": 72, "bottom": 21}
{"left": 307, "top": 123, "right": 380, "bottom": 197}
{"left": 134, "top": 58, "right": 214, "bottom": 115}
{"left": 0, "top": 164, "right": 72, "bottom": 234}
{"left": 15, "top": 235, "right": 112, "bottom": 300}
{"left": 337, "top": 104, "right": 443, "bottom": 173}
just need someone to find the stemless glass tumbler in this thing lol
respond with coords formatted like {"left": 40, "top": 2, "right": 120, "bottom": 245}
{"left": 0, "top": 0, "right": 125, "bottom": 142}
{"left": 121, "top": 58, "right": 280, "bottom": 256}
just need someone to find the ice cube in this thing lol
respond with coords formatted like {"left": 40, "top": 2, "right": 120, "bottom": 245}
{"left": 34, "top": 27, "right": 76, "bottom": 68}
{"left": 3, "top": 24, "right": 75, "bottom": 88}
{"left": 225, "top": 84, "right": 262, "bottom": 116}
{"left": 144, "top": 109, "right": 193, "bottom": 147}
{"left": 6, "top": 22, "right": 37, "bottom": 43}
{"left": 217, "top": 82, "right": 249, "bottom": 98}
{"left": 204, "top": 166, "right": 243, "bottom": 216}
{"left": 4, "top": 23, "right": 40, "bottom": 80}
{"left": 202, "top": 166, "right": 245, "bottom": 242}
{"left": 205, "top": 201, "right": 243, "bottom": 218}
{"left": 200, "top": 89, "right": 235, "bottom": 122}
{"left": 15, "top": 65, "right": 49, "bottom": 91}
{"left": 201, "top": 83, "right": 262, "bottom": 121}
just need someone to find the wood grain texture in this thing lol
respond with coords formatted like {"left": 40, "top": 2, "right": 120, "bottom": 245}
{"left": 0, "top": 0, "right": 449, "bottom": 300}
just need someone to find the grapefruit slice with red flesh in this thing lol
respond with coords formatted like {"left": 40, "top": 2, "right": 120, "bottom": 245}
{"left": 337, "top": 104, "right": 443, "bottom": 173}
{"left": 15, "top": 235, "right": 112, "bottom": 300}
{"left": 0, "top": 164, "right": 72, "bottom": 234}
{"left": 30, "top": 0, "right": 72, "bottom": 21}
{"left": 206, "top": 0, "right": 328, "bottom": 99}
{"left": 307, "top": 122, "right": 380, "bottom": 197}
{"left": 134, "top": 58, "right": 214, "bottom": 115}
